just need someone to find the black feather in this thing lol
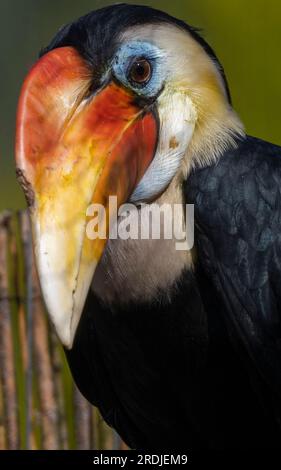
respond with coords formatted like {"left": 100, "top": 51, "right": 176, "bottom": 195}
{"left": 186, "top": 135, "right": 281, "bottom": 434}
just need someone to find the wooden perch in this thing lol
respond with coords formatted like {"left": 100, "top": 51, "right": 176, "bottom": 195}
{"left": 74, "top": 385, "right": 92, "bottom": 449}
{"left": 20, "top": 211, "right": 60, "bottom": 449}
{"left": 0, "top": 212, "right": 19, "bottom": 449}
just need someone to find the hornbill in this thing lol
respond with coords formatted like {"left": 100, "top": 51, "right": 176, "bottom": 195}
{"left": 15, "top": 4, "right": 281, "bottom": 449}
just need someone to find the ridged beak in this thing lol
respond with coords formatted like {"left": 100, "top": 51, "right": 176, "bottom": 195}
{"left": 15, "top": 47, "right": 157, "bottom": 348}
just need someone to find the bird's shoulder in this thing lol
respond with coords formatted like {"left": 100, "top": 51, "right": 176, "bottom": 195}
{"left": 186, "top": 135, "right": 281, "bottom": 286}
{"left": 185, "top": 135, "right": 281, "bottom": 402}
{"left": 187, "top": 135, "right": 281, "bottom": 236}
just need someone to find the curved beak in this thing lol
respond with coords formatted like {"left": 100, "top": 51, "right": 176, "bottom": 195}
{"left": 15, "top": 47, "right": 158, "bottom": 348}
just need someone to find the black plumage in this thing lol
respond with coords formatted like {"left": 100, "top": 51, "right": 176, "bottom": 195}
{"left": 186, "top": 135, "right": 281, "bottom": 434}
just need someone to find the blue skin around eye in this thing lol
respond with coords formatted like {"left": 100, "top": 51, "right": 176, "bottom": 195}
{"left": 112, "top": 41, "right": 166, "bottom": 98}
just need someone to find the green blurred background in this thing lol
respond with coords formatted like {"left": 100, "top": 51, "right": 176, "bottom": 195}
{"left": 0, "top": 0, "right": 280, "bottom": 210}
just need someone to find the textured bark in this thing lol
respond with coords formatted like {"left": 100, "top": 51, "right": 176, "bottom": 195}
{"left": 20, "top": 211, "right": 60, "bottom": 449}
{"left": 49, "top": 329, "right": 68, "bottom": 449}
{"left": 32, "top": 289, "right": 60, "bottom": 448}
{"left": 74, "top": 385, "right": 92, "bottom": 449}
{"left": 0, "top": 367, "right": 5, "bottom": 449}
{"left": 19, "top": 211, "right": 33, "bottom": 449}
{"left": 0, "top": 212, "right": 19, "bottom": 449}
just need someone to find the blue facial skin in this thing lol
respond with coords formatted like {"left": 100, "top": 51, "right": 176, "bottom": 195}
{"left": 112, "top": 41, "right": 166, "bottom": 98}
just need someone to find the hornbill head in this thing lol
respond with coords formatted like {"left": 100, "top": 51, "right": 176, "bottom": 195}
{"left": 15, "top": 4, "right": 243, "bottom": 348}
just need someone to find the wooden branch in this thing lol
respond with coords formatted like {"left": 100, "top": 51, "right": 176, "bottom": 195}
{"left": 32, "top": 281, "right": 60, "bottom": 449}
{"left": 19, "top": 211, "right": 33, "bottom": 449}
{"left": 49, "top": 329, "right": 68, "bottom": 449}
{"left": 74, "top": 385, "right": 92, "bottom": 449}
{"left": 20, "top": 211, "right": 60, "bottom": 449}
{"left": 0, "top": 212, "right": 19, "bottom": 449}
{"left": 0, "top": 366, "right": 5, "bottom": 449}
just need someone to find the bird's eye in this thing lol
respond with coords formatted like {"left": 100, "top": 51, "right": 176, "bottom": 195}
{"left": 128, "top": 58, "right": 152, "bottom": 85}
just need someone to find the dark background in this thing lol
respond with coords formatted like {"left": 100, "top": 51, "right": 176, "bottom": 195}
{"left": 1, "top": 0, "right": 280, "bottom": 210}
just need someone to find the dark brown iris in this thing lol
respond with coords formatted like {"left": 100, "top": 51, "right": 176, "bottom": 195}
{"left": 129, "top": 58, "right": 152, "bottom": 85}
